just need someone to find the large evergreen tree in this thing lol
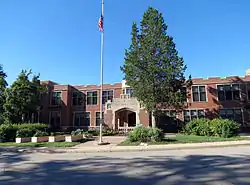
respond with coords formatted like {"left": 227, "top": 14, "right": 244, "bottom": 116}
{"left": 4, "top": 70, "right": 46, "bottom": 123}
{"left": 0, "top": 65, "right": 8, "bottom": 123}
{"left": 121, "top": 7, "right": 191, "bottom": 127}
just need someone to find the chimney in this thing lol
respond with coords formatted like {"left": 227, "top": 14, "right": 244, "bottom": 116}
{"left": 246, "top": 69, "right": 250, "bottom": 76}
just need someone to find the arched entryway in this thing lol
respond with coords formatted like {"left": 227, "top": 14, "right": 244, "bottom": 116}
{"left": 114, "top": 108, "right": 137, "bottom": 130}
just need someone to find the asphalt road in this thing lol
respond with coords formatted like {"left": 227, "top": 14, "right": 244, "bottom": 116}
{"left": 1, "top": 146, "right": 250, "bottom": 185}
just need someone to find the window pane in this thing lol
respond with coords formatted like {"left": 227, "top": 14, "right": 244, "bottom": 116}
{"left": 217, "top": 85, "right": 224, "bottom": 91}
{"left": 224, "top": 85, "right": 231, "bottom": 91}
{"left": 192, "top": 86, "right": 199, "bottom": 93}
{"left": 200, "top": 92, "right": 206, "bottom": 101}
{"left": 233, "top": 91, "right": 240, "bottom": 100}
{"left": 93, "top": 91, "right": 97, "bottom": 97}
{"left": 184, "top": 110, "right": 190, "bottom": 116}
{"left": 108, "top": 90, "right": 113, "bottom": 96}
{"left": 226, "top": 109, "right": 234, "bottom": 115}
{"left": 184, "top": 116, "right": 190, "bottom": 122}
{"left": 218, "top": 91, "right": 225, "bottom": 101}
{"left": 93, "top": 97, "right": 97, "bottom": 105}
{"left": 191, "top": 110, "right": 197, "bottom": 116}
{"left": 219, "top": 109, "right": 226, "bottom": 115}
{"left": 192, "top": 92, "right": 199, "bottom": 101}
{"left": 232, "top": 84, "right": 240, "bottom": 91}
{"left": 199, "top": 86, "right": 206, "bottom": 92}
{"left": 225, "top": 91, "right": 232, "bottom": 100}
{"left": 87, "top": 97, "right": 92, "bottom": 105}
{"left": 198, "top": 110, "right": 205, "bottom": 117}
{"left": 102, "top": 91, "right": 108, "bottom": 96}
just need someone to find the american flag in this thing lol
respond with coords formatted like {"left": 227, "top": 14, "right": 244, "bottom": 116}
{"left": 98, "top": 14, "right": 103, "bottom": 32}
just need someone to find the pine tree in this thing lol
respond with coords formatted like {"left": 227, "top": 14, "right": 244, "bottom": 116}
{"left": 121, "top": 7, "right": 191, "bottom": 127}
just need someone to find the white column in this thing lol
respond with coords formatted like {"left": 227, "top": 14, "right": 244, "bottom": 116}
{"left": 136, "top": 111, "right": 140, "bottom": 126}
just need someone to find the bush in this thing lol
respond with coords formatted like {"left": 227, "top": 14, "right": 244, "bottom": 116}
{"left": 128, "top": 126, "right": 164, "bottom": 142}
{"left": 71, "top": 129, "right": 85, "bottom": 136}
{"left": 12, "top": 123, "right": 48, "bottom": 132}
{"left": 210, "top": 119, "right": 239, "bottom": 138}
{"left": 183, "top": 118, "right": 212, "bottom": 136}
{"left": 33, "top": 130, "right": 49, "bottom": 137}
{"left": 0, "top": 124, "right": 16, "bottom": 142}
{"left": 183, "top": 118, "right": 239, "bottom": 138}
{"left": 16, "top": 128, "right": 35, "bottom": 138}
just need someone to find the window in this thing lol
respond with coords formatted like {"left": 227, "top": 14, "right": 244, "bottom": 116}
{"left": 247, "top": 84, "right": 250, "bottom": 100}
{"left": 95, "top": 112, "right": 104, "bottom": 126}
{"left": 217, "top": 84, "right": 240, "bottom": 101}
{"left": 87, "top": 91, "right": 98, "bottom": 105}
{"left": 73, "top": 112, "right": 90, "bottom": 127}
{"left": 72, "top": 91, "right": 84, "bottom": 106}
{"left": 192, "top": 86, "right": 206, "bottom": 102}
{"left": 51, "top": 92, "right": 62, "bottom": 105}
{"left": 102, "top": 90, "right": 113, "bottom": 104}
{"left": 123, "top": 88, "right": 134, "bottom": 96}
{"left": 219, "top": 109, "right": 242, "bottom": 123}
{"left": 183, "top": 110, "right": 205, "bottom": 122}
{"left": 164, "top": 110, "right": 177, "bottom": 118}
{"left": 50, "top": 111, "right": 61, "bottom": 128}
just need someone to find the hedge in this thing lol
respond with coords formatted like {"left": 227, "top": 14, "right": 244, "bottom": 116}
{"left": 0, "top": 123, "right": 49, "bottom": 142}
{"left": 183, "top": 118, "right": 239, "bottom": 138}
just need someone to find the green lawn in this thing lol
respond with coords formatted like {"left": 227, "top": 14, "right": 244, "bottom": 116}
{"left": 119, "top": 134, "right": 250, "bottom": 146}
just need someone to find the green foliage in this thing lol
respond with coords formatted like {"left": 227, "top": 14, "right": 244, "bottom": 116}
{"left": 33, "top": 130, "right": 49, "bottom": 137}
{"left": 128, "top": 126, "right": 164, "bottom": 142}
{"left": 121, "top": 7, "right": 191, "bottom": 115}
{"left": 0, "top": 124, "right": 16, "bottom": 142}
{"left": 0, "top": 65, "right": 7, "bottom": 124}
{"left": 0, "top": 123, "right": 48, "bottom": 142}
{"left": 183, "top": 118, "right": 239, "bottom": 138}
{"left": 16, "top": 128, "right": 34, "bottom": 138}
{"left": 3, "top": 70, "right": 47, "bottom": 123}
{"left": 71, "top": 129, "right": 85, "bottom": 136}
{"left": 210, "top": 119, "right": 239, "bottom": 138}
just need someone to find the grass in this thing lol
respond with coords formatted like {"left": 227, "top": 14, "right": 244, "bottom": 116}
{"left": 119, "top": 134, "right": 250, "bottom": 146}
{"left": 0, "top": 138, "right": 94, "bottom": 148}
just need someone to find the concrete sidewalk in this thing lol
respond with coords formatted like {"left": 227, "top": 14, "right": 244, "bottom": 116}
{"left": 2, "top": 139, "right": 250, "bottom": 154}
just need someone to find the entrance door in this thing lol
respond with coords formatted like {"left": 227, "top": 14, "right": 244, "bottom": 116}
{"left": 128, "top": 112, "right": 136, "bottom": 127}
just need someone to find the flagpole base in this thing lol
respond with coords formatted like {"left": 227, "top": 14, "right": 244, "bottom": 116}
{"left": 97, "top": 141, "right": 110, "bottom": 145}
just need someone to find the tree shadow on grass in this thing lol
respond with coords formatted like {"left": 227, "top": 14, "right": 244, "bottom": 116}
{"left": 1, "top": 152, "right": 250, "bottom": 185}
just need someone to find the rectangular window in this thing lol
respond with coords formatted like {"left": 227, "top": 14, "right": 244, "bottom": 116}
{"left": 95, "top": 112, "right": 104, "bottom": 126}
{"left": 192, "top": 86, "right": 206, "bottom": 102}
{"left": 102, "top": 90, "right": 113, "bottom": 104}
{"left": 183, "top": 110, "right": 205, "bottom": 122}
{"left": 219, "top": 109, "right": 242, "bottom": 123}
{"left": 217, "top": 84, "right": 240, "bottom": 101}
{"left": 165, "top": 110, "right": 177, "bottom": 118}
{"left": 51, "top": 92, "right": 62, "bottom": 105}
{"left": 87, "top": 91, "right": 98, "bottom": 105}
{"left": 73, "top": 112, "right": 90, "bottom": 127}
{"left": 50, "top": 111, "right": 61, "bottom": 128}
{"left": 72, "top": 91, "right": 84, "bottom": 106}
{"left": 247, "top": 84, "right": 250, "bottom": 100}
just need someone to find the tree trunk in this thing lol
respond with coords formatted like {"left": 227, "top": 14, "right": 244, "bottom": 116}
{"left": 152, "top": 111, "right": 156, "bottom": 128}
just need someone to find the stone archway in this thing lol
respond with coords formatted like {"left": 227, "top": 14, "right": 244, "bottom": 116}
{"left": 114, "top": 108, "right": 139, "bottom": 130}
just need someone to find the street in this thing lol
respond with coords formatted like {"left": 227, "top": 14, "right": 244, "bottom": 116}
{"left": 1, "top": 146, "right": 250, "bottom": 185}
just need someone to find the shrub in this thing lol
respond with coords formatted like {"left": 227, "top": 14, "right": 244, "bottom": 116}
{"left": 210, "top": 119, "right": 239, "bottom": 138}
{"left": 148, "top": 127, "right": 164, "bottom": 142}
{"left": 12, "top": 123, "right": 48, "bottom": 132}
{"left": 0, "top": 124, "right": 16, "bottom": 142}
{"left": 183, "top": 118, "right": 239, "bottom": 138}
{"left": 16, "top": 128, "right": 35, "bottom": 138}
{"left": 33, "top": 130, "right": 49, "bottom": 137}
{"left": 183, "top": 118, "right": 212, "bottom": 136}
{"left": 71, "top": 129, "right": 85, "bottom": 136}
{"left": 128, "top": 126, "right": 164, "bottom": 142}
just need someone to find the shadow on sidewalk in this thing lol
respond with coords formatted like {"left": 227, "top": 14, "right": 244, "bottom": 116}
{"left": 1, "top": 152, "right": 250, "bottom": 184}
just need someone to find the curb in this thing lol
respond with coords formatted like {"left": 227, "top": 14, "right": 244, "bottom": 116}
{"left": 1, "top": 140, "right": 250, "bottom": 154}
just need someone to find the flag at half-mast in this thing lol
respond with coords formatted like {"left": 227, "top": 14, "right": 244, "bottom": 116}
{"left": 98, "top": 13, "right": 103, "bottom": 32}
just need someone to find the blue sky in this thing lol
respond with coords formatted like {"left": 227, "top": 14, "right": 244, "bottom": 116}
{"left": 0, "top": 0, "right": 250, "bottom": 86}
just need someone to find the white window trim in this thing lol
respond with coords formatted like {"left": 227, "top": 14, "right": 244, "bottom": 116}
{"left": 86, "top": 90, "right": 98, "bottom": 105}
{"left": 71, "top": 91, "right": 84, "bottom": 106}
{"left": 102, "top": 89, "right": 114, "bottom": 104}
{"left": 216, "top": 83, "right": 242, "bottom": 101}
{"left": 182, "top": 109, "right": 205, "bottom": 121}
{"left": 218, "top": 108, "right": 243, "bottom": 124}
{"left": 73, "top": 111, "right": 90, "bottom": 128}
{"left": 49, "top": 111, "right": 61, "bottom": 127}
{"left": 191, "top": 85, "right": 208, "bottom": 102}
{"left": 94, "top": 111, "right": 104, "bottom": 126}
{"left": 50, "top": 91, "right": 62, "bottom": 105}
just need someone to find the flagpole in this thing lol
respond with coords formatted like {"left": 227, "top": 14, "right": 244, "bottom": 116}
{"left": 99, "top": 0, "right": 104, "bottom": 144}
